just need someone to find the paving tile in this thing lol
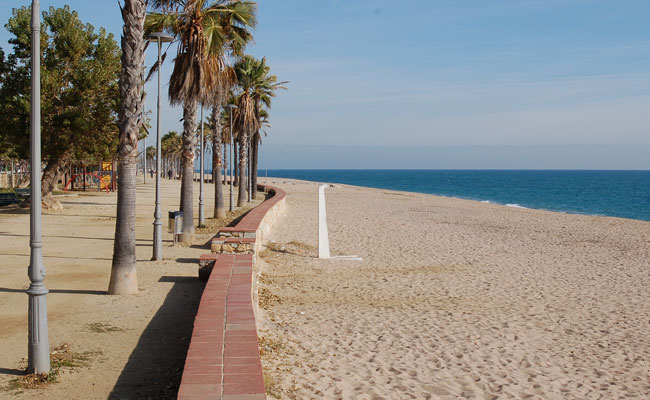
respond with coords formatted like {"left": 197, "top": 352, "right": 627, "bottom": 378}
{"left": 177, "top": 383, "right": 221, "bottom": 396}
{"left": 226, "top": 323, "right": 257, "bottom": 331}
{"left": 182, "top": 365, "right": 223, "bottom": 375}
{"left": 181, "top": 374, "right": 222, "bottom": 384}
{"left": 225, "top": 330, "right": 258, "bottom": 341}
{"left": 223, "top": 376, "right": 266, "bottom": 395}
{"left": 224, "top": 363, "right": 263, "bottom": 375}
{"left": 191, "top": 335, "right": 224, "bottom": 344}
{"left": 188, "top": 342, "right": 222, "bottom": 353}
{"left": 224, "top": 343, "right": 260, "bottom": 358}
{"left": 178, "top": 394, "right": 221, "bottom": 400}
{"left": 183, "top": 357, "right": 223, "bottom": 366}
{"left": 222, "top": 394, "right": 266, "bottom": 400}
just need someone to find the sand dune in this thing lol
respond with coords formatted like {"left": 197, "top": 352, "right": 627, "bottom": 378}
{"left": 256, "top": 178, "right": 650, "bottom": 399}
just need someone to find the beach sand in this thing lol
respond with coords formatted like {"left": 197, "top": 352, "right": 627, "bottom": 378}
{"left": 256, "top": 178, "right": 650, "bottom": 399}
{"left": 0, "top": 177, "right": 260, "bottom": 399}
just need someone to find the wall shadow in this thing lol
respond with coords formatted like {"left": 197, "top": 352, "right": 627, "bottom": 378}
{"left": 108, "top": 275, "right": 204, "bottom": 400}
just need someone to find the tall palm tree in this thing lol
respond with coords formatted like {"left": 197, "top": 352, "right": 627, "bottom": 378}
{"left": 207, "top": 19, "right": 251, "bottom": 218}
{"left": 233, "top": 55, "right": 286, "bottom": 206}
{"left": 250, "top": 110, "right": 269, "bottom": 199}
{"left": 146, "top": 145, "right": 156, "bottom": 171}
{"left": 146, "top": 0, "right": 256, "bottom": 241}
{"left": 109, "top": 0, "right": 147, "bottom": 295}
{"left": 161, "top": 130, "right": 181, "bottom": 177}
{"left": 209, "top": 107, "right": 228, "bottom": 217}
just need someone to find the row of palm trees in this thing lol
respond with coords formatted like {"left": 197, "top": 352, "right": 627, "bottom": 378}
{"left": 109, "top": 0, "right": 285, "bottom": 295}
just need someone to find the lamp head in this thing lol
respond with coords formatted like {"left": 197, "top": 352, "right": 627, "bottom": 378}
{"left": 147, "top": 32, "right": 174, "bottom": 43}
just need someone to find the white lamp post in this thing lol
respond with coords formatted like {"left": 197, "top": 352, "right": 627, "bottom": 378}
{"left": 147, "top": 32, "right": 173, "bottom": 261}
{"left": 225, "top": 104, "right": 237, "bottom": 211}
{"left": 27, "top": 0, "right": 50, "bottom": 375}
{"left": 198, "top": 105, "right": 205, "bottom": 226}
{"left": 143, "top": 139, "right": 146, "bottom": 183}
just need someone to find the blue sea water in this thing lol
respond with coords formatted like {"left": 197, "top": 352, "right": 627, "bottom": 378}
{"left": 261, "top": 170, "right": 650, "bottom": 222}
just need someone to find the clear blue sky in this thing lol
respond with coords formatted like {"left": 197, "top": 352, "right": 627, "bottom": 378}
{"left": 2, "top": 1, "right": 650, "bottom": 168}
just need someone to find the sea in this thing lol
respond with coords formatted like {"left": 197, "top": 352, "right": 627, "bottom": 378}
{"left": 260, "top": 169, "right": 650, "bottom": 222}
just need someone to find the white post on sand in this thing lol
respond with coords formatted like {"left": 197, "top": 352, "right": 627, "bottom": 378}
{"left": 318, "top": 184, "right": 362, "bottom": 261}
{"left": 318, "top": 184, "right": 330, "bottom": 258}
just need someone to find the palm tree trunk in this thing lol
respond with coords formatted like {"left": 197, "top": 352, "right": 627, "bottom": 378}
{"left": 251, "top": 131, "right": 259, "bottom": 199}
{"left": 109, "top": 0, "right": 145, "bottom": 295}
{"left": 222, "top": 145, "right": 227, "bottom": 185}
{"left": 237, "top": 133, "right": 248, "bottom": 207}
{"left": 180, "top": 101, "right": 197, "bottom": 243}
{"left": 211, "top": 108, "right": 225, "bottom": 219}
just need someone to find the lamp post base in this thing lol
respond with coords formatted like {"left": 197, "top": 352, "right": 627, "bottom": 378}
{"left": 152, "top": 219, "right": 162, "bottom": 261}
{"left": 27, "top": 283, "right": 50, "bottom": 374}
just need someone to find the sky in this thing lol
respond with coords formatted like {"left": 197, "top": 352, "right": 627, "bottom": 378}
{"left": 1, "top": 1, "right": 649, "bottom": 168}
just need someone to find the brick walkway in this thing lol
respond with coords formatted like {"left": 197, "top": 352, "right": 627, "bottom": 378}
{"left": 178, "top": 186, "right": 286, "bottom": 400}
{"left": 178, "top": 254, "right": 265, "bottom": 399}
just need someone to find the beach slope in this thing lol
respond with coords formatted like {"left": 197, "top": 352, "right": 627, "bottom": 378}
{"left": 257, "top": 178, "right": 650, "bottom": 399}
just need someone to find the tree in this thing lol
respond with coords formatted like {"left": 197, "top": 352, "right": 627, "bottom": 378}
{"left": 208, "top": 107, "right": 226, "bottom": 217}
{"left": 146, "top": 145, "right": 156, "bottom": 169}
{"left": 1, "top": 6, "right": 121, "bottom": 208}
{"left": 146, "top": 0, "right": 256, "bottom": 238}
{"left": 0, "top": 46, "right": 18, "bottom": 161}
{"left": 108, "top": 0, "right": 147, "bottom": 295}
{"left": 232, "top": 55, "right": 286, "bottom": 206}
{"left": 146, "top": 0, "right": 256, "bottom": 239}
{"left": 250, "top": 109, "right": 269, "bottom": 199}
{"left": 161, "top": 130, "right": 182, "bottom": 177}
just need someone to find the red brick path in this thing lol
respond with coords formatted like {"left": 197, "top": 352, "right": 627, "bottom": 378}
{"left": 178, "top": 186, "right": 286, "bottom": 400}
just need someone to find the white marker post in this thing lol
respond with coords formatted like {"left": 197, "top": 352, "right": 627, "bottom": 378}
{"left": 318, "top": 184, "right": 362, "bottom": 261}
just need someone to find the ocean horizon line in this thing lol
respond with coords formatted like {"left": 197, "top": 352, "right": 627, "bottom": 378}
{"left": 256, "top": 169, "right": 650, "bottom": 222}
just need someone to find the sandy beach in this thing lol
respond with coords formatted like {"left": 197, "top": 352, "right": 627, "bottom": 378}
{"left": 1, "top": 176, "right": 649, "bottom": 399}
{"left": 0, "top": 177, "right": 260, "bottom": 399}
{"left": 256, "top": 178, "right": 650, "bottom": 399}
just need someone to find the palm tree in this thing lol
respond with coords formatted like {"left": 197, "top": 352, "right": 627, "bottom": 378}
{"left": 146, "top": 145, "right": 156, "bottom": 172}
{"left": 209, "top": 107, "right": 228, "bottom": 217}
{"left": 250, "top": 110, "right": 269, "bottom": 199}
{"left": 161, "top": 130, "right": 181, "bottom": 177}
{"left": 108, "top": 0, "right": 147, "bottom": 295}
{"left": 233, "top": 55, "right": 286, "bottom": 205}
{"left": 146, "top": 0, "right": 256, "bottom": 242}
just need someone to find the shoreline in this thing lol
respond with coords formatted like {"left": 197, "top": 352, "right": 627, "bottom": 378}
{"left": 261, "top": 176, "right": 650, "bottom": 225}
{"left": 254, "top": 169, "right": 650, "bottom": 222}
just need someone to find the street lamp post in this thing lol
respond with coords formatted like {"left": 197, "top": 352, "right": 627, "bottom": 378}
{"left": 247, "top": 141, "right": 251, "bottom": 202}
{"left": 147, "top": 32, "right": 173, "bottom": 261}
{"left": 198, "top": 105, "right": 205, "bottom": 226}
{"left": 27, "top": 0, "right": 50, "bottom": 375}
{"left": 143, "top": 139, "right": 146, "bottom": 184}
{"left": 225, "top": 104, "right": 237, "bottom": 211}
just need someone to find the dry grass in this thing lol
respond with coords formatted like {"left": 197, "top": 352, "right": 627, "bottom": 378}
{"left": 263, "top": 371, "right": 283, "bottom": 399}
{"left": 258, "top": 336, "right": 285, "bottom": 357}
{"left": 259, "top": 241, "right": 316, "bottom": 259}
{"left": 258, "top": 287, "right": 282, "bottom": 309}
{"left": 195, "top": 207, "right": 255, "bottom": 235}
{"left": 5, "top": 344, "right": 101, "bottom": 393}
{"left": 85, "top": 322, "right": 123, "bottom": 333}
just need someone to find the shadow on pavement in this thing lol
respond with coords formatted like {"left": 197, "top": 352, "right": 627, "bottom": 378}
{"left": 108, "top": 275, "right": 204, "bottom": 400}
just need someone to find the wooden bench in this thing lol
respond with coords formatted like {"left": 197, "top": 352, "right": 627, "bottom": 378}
{"left": 0, "top": 192, "right": 18, "bottom": 206}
